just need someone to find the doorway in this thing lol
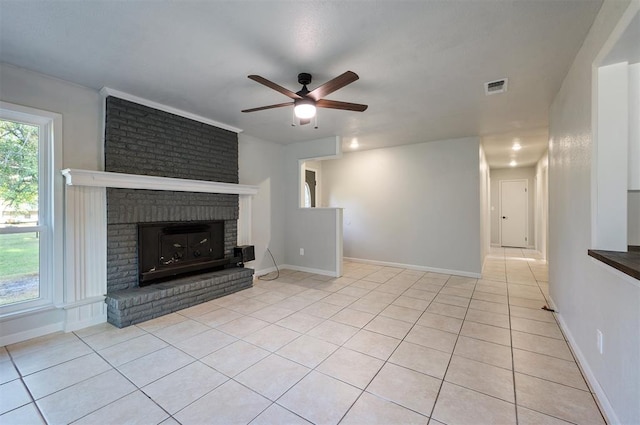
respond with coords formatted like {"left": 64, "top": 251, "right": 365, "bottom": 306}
{"left": 500, "top": 179, "right": 528, "bottom": 247}
{"left": 305, "top": 169, "right": 317, "bottom": 208}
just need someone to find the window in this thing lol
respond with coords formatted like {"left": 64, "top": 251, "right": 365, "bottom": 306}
{"left": 0, "top": 102, "right": 61, "bottom": 314}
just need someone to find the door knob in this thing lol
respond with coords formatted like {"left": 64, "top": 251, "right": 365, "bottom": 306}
{"left": 502, "top": 216, "right": 508, "bottom": 219}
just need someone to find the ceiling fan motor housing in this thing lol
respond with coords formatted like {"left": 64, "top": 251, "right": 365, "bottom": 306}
{"left": 298, "top": 73, "right": 312, "bottom": 86}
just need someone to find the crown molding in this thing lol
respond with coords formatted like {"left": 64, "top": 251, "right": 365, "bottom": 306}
{"left": 99, "top": 87, "right": 243, "bottom": 134}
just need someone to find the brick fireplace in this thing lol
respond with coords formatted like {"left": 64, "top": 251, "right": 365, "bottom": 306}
{"left": 99, "top": 96, "right": 255, "bottom": 327}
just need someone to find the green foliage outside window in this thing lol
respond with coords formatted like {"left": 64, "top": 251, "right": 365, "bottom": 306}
{"left": 0, "top": 119, "right": 39, "bottom": 214}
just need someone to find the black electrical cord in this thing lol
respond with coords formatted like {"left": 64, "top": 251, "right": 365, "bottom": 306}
{"left": 258, "top": 248, "right": 280, "bottom": 281}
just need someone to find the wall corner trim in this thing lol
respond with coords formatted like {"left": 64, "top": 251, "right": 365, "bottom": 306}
{"left": 99, "top": 87, "right": 243, "bottom": 134}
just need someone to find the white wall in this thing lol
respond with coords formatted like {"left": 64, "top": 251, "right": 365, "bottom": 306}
{"left": 238, "top": 134, "right": 286, "bottom": 274}
{"left": 627, "top": 63, "right": 640, "bottom": 190}
{"left": 535, "top": 153, "right": 549, "bottom": 259}
{"left": 629, "top": 191, "right": 640, "bottom": 246}
{"left": 0, "top": 63, "right": 103, "bottom": 344}
{"left": 0, "top": 63, "right": 103, "bottom": 170}
{"left": 548, "top": 1, "right": 639, "bottom": 423}
{"left": 322, "top": 137, "right": 482, "bottom": 276}
{"left": 479, "top": 146, "right": 490, "bottom": 264}
{"left": 284, "top": 137, "right": 343, "bottom": 276}
{"left": 489, "top": 167, "right": 536, "bottom": 247}
{"left": 595, "top": 62, "right": 629, "bottom": 251}
{"left": 627, "top": 63, "right": 640, "bottom": 246}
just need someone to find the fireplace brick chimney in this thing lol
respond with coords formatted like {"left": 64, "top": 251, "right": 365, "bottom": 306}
{"left": 104, "top": 97, "right": 240, "bottom": 292}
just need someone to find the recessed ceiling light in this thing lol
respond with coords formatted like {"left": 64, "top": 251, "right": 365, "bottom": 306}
{"left": 350, "top": 138, "right": 359, "bottom": 149}
{"left": 512, "top": 144, "right": 522, "bottom": 151}
{"left": 510, "top": 160, "right": 517, "bottom": 167}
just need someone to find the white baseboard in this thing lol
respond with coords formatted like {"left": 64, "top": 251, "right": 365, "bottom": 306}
{"left": 64, "top": 311, "right": 107, "bottom": 332}
{"left": 550, "top": 295, "right": 618, "bottom": 425}
{"left": 61, "top": 297, "right": 107, "bottom": 332}
{"left": 343, "top": 257, "right": 482, "bottom": 279}
{"left": 490, "top": 243, "right": 537, "bottom": 250}
{"left": 280, "top": 264, "right": 340, "bottom": 278}
{"left": 254, "top": 266, "right": 278, "bottom": 278}
{"left": 0, "top": 322, "right": 64, "bottom": 347}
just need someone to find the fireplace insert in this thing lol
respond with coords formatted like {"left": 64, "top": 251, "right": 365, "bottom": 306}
{"left": 138, "top": 220, "right": 227, "bottom": 285}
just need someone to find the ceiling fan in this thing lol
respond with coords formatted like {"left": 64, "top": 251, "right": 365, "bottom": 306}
{"left": 242, "top": 71, "right": 368, "bottom": 125}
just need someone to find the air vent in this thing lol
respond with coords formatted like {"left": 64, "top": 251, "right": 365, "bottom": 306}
{"left": 485, "top": 78, "right": 508, "bottom": 95}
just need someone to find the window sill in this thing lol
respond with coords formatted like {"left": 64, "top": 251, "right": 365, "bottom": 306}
{"left": 0, "top": 302, "right": 57, "bottom": 321}
{"left": 587, "top": 246, "right": 640, "bottom": 281}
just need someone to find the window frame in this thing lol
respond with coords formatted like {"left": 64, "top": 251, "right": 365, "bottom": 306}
{"left": 0, "top": 102, "right": 63, "bottom": 317}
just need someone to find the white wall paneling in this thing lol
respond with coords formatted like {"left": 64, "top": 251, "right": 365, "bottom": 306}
{"left": 61, "top": 185, "right": 108, "bottom": 331}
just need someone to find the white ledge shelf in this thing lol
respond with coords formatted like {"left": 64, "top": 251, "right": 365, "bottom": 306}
{"left": 61, "top": 169, "right": 259, "bottom": 195}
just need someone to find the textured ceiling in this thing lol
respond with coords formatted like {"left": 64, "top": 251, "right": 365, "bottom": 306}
{"left": 0, "top": 0, "right": 602, "bottom": 167}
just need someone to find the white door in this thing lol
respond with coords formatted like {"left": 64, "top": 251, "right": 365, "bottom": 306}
{"left": 500, "top": 180, "right": 528, "bottom": 247}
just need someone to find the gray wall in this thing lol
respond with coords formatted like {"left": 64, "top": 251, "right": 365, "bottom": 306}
{"left": 238, "top": 134, "right": 286, "bottom": 273}
{"left": 548, "top": 1, "right": 639, "bottom": 423}
{"left": 489, "top": 166, "right": 536, "bottom": 247}
{"left": 284, "top": 137, "right": 343, "bottom": 275}
{"left": 322, "top": 137, "right": 482, "bottom": 276}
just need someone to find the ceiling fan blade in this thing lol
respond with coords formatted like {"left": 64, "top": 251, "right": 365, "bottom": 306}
{"left": 316, "top": 99, "right": 368, "bottom": 112}
{"left": 248, "top": 75, "right": 302, "bottom": 100}
{"left": 299, "top": 118, "right": 311, "bottom": 125}
{"left": 241, "top": 102, "right": 293, "bottom": 113}
{"left": 307, "top": 71, "right": 359, "bottom": 101}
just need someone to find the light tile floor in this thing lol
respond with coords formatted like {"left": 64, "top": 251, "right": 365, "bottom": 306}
{"left": 0, "top": 248, "right": 607, "bottom": 424}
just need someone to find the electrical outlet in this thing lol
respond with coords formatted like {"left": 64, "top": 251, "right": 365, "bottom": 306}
{"left": 597, "top": 329, "right": 603, "bottom": 354}
{"left": 299, "top": 248, "right": 304, "bottom": 256}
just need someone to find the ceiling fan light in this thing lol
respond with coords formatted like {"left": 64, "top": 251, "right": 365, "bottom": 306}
{"left": 294, "top": 100, "right": 316, "bottom": 119}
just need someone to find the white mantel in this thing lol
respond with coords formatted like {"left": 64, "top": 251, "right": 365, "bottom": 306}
{"left": 60, "top": 168, "right": 258, "bottom": 331}
{"left": 61, "top": 169, "right": 259, "bottom": 195}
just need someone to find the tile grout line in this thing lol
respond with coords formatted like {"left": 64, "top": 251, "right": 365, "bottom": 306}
{"left": 334, "top": 270, "right": 440, "bottom": 424}
{"left": 75, "top": 329, "right": 175, "bottom": 424}
{"left": 6, "top": 257, "right": 601, "bottom": 425}
{"left": 231, "top": 267, "right": 408, "bottom": 424}
{"left": 3, "top": 347, "right": 47, "bottom": 424}
{"left": 508, "top": 248, "right": 519, "bottom": 425}
{"left": 423, "top": 274, "right": 477, "bottom": 423}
